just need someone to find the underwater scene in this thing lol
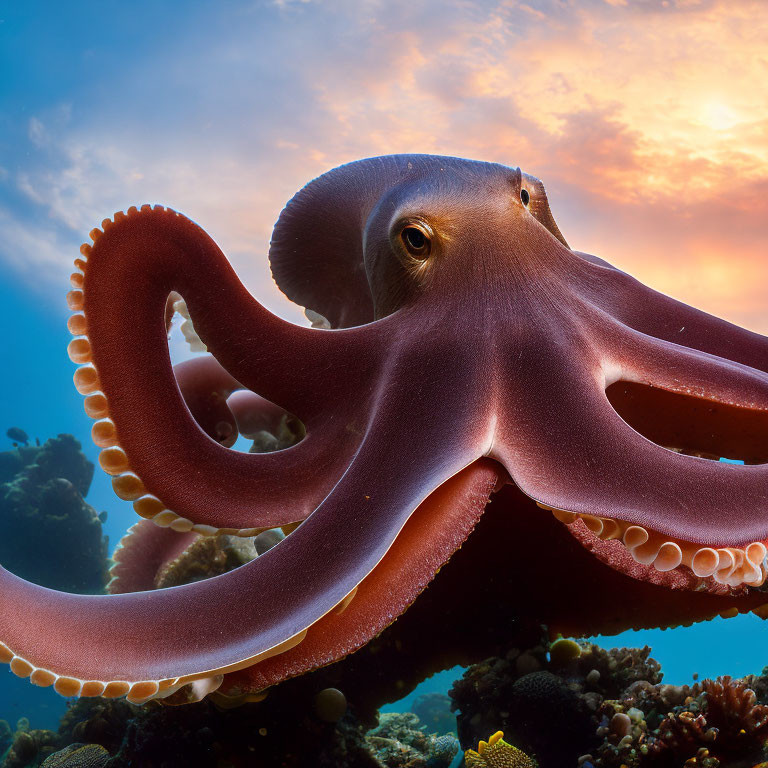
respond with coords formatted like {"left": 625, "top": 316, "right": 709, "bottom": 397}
{"left": 2, "top": 2, "right": 768, "bottom": 767}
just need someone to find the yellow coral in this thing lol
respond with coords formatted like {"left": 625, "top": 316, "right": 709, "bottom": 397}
{"left": 464, "top": 731, "right": 537, "bottom": 767}
{"left": 549, "top": 637, "right": 582, "bottom": 666}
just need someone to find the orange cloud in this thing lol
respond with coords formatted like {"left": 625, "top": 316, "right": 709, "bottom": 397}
{"left": 284, "top": 0, "right": 768, "bottom": 330}
{"left": 8, "top": 0, "right": 767, "bottom": 333}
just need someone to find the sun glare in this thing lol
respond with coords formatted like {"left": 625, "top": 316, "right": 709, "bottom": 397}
{"left": 699, "top": 101, "right": 741, "bottom": 132}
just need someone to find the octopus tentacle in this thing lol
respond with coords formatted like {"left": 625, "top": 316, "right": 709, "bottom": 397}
{"left": 226, "top": 390, "right": 300, "bottom": 441}
{"left": 108, "top": 520, "right": 198, "bottom": 594}
{"left": 223, "top": 458, "right": 503, "bottom": 694}
{"left": 579, "top": 256, "right": 768, "bottom": 372}
{"left": 493, "top": 344, "right": 768, "bottom": 546}
{"left": 173, "top": 358, "right": 299, "bottom": 449}
{"left": 70, "top": 206, "right": 382, "bottom": 533}
{"left": 79, "top": 206, "right": 374, "bottom": 412}
{"left": 173, "top": 357, "right": 242, "bottom": 448}
{"left": 0, "top": 384, "right": 487, "bottom": 703}
{"left": 605, "top": 324, "right": 768, "bottom": 411}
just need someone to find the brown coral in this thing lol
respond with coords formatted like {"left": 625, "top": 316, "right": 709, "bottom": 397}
{"left": 2, "top": 724, "right": 60, "bottom": 768}
{"left": 702, "top": 676, "right": 768, "bottom": 754}
{"left": 654, "top": 710, "right": 716, "bottom": 754}
{"left": 153, "top": 533, "right": 257, "bottom": 588}
{"left": 574, "top": 644, "right": 663, "bottom": 699}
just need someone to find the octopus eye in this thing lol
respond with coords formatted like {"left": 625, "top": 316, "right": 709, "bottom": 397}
{"left": 401, "top": 226, "right": 431, "bottom": 258}
{"left": 520, "top": 188, "right": 530, "bottom": 206}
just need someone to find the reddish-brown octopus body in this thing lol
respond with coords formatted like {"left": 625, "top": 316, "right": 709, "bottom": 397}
{"left": 0, "top": 154, "right": 767, "bottom": 706}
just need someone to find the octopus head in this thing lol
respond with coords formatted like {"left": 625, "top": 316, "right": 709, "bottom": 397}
{"left": 270, "top": 155, "right": 569, "bottom": 323}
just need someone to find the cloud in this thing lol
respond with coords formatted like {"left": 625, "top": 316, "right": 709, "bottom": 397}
{"left": 27, "top": 118, "right": 46, "bottom": 147}
{"left": 2, "top": 0, "right": 766, "bottom": 332}
{"left": 0, "top": 205, "right": 74, "bottom": 282}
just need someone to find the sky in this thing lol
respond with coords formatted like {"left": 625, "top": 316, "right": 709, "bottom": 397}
{"left": 2, "top": 0, "right": 767, "bottom": 330}
{"left": 1, "top": 0, "right": 767, "bottom": 723}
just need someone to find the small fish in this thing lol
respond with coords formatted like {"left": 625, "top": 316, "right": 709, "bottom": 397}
{"left": 6, "top": 427, "right": 28, "bottom": 445}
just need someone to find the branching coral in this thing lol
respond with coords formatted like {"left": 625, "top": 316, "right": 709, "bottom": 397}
{"left": 653, "top": 710, "right": 716, "bottom": 754}
{"left": 701, "top": 676, "right": 768, "bottom": 756}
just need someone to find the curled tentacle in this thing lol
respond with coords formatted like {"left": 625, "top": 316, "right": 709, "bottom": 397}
{"left": 71, "top": 207, "right": 385, "bottom": 533}
{"left": 226, "top": 390, "right": 300, "bottom": 441}
{"left": 173, "top": 357, "right": 242, "bottom": 447}
{"left": 173, "top": 358, "right": 299, "bottom": 449}
{"left": 108, "top": 521, "right": 198, "bottom": 594}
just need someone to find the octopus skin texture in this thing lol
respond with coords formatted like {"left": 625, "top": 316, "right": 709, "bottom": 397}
{"left": 0, "top": 154, "right": 767, "bottom": 707}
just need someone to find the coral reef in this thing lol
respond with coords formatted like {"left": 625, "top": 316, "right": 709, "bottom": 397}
{"left": 2, "top": 718, "right": 59, "bottom": 768}
{"left": 409, "top": 692, "right": 456, "bottom": 735}
{"left": 451, "top": 637, "right": 768, "bottom": 768}
{"left": 4, "top": 690, "right": 367, "bottom": 767}
{"left": 0, "top": 433, "right": 107, "bottom": 593}
{"left": 1, "top": 677, "right": 458, "bottom": 767}
{"left": 152, "top": 533, "right": 257, "bottom": 589}
{"left": 248, "top": 411, "right": 305, "bottom": 453}
{"left": 582, "top": 671, "right": 768, "bottom": 767}
{"left": 0, "top": 722, "right": 11, "bottom": 761}
{"left": 366, "top": 713, "right": 458, "bottom": 767}
{"left": 449, "top": 637, "right": 596, "bottom": 765}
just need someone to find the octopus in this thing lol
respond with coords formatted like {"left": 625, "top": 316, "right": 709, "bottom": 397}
{"left": 0, "top": 154, "right": 767, "bottom": 706}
